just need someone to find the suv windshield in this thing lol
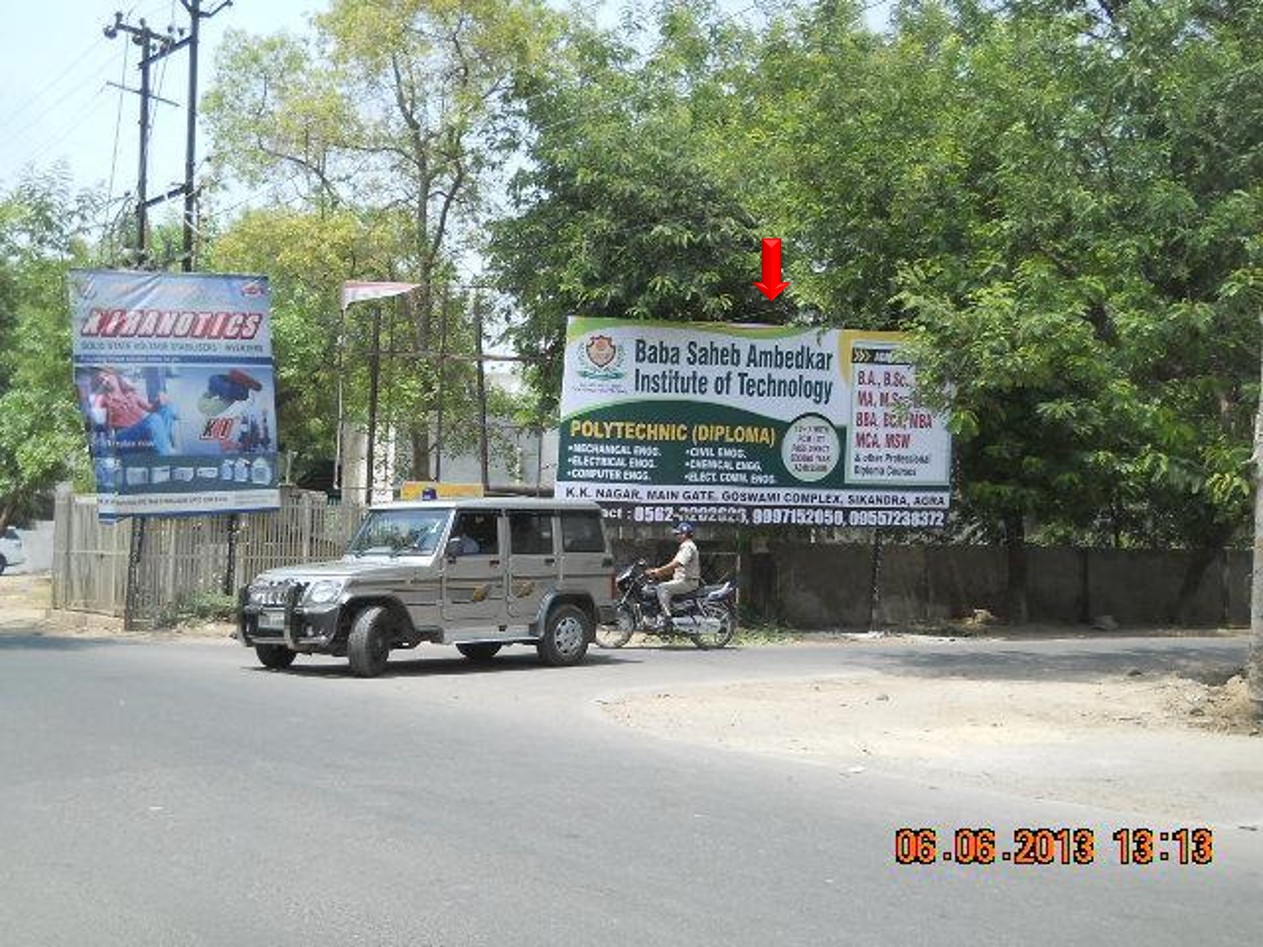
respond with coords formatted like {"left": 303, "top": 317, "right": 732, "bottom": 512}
{"left": 348, "top": 508, "right": 452, "bottom": 556}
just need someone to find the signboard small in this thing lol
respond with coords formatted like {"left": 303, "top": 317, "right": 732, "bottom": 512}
{"left": 69, "top": 270, "right": 280, "bottom": 519}
{"left": 398, "top": 481, "right": 485, "bottom": 501}
{"left": 556, "top": 318, "right": 951, "bottom": 527}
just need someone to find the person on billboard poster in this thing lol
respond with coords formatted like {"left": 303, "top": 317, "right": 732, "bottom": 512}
{"left": 88, "top": 367, "right": 179, "bottom": 455}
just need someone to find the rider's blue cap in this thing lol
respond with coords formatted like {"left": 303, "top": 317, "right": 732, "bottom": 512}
{"left": 673, "top": 521, "right": 694, "bottom": 535}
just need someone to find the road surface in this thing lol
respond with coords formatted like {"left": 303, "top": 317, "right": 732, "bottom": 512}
{"left": 0, "top": 632, "right": 1259, "bottom": 945}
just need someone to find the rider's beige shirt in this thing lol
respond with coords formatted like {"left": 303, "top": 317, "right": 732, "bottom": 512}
{"left": 671, "top": 539, "right": 701, "bottom": 584}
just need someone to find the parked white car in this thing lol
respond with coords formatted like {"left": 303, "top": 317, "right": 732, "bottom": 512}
{"left": 0, "top": 526, "right": 25, "bottom": 575}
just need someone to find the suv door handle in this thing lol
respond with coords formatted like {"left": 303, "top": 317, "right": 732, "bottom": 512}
{"left": 544, "top": 557, "right": 555, "bottom": 565}
{"left": 488, "top": 559, "right": 500, "bottom": 567}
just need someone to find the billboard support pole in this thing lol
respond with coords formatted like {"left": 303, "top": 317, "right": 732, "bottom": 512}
{"left": 123, "top": 517, "right": 146, "bottom": 630}
{"left": 222, "top": 513, "right": 239, "bottom": 596}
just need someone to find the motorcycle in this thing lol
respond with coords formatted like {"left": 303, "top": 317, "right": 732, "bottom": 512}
{"left": 597, "top": 559, "right": 738, "bottom": 650}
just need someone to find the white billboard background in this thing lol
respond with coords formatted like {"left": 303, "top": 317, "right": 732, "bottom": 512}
{"left": 557, "top": 319, "right": 952, "bottom": 527}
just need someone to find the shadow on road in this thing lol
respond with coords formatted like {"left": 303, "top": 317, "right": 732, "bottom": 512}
{"left": 853, "top": 641, "right": 1246, "bottom": 684}
{"left": 0, "top": 634, "right": 124, "bottom": 652}
{"left": 249, "top": 649, "right": 643, "bottom": 679}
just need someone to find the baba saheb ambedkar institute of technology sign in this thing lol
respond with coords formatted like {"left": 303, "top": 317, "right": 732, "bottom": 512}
{"left": 69, "top": 269, "right": 281, "bottom": 520}
{"left": 556, "top": 317, "right": 953, "bottom": 528}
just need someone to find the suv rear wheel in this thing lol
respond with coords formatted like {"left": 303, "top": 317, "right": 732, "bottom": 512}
{"left": 537, "top": 604, "right": 591, "bottom": 667}
{"left": 348, "top": 605, "right": 392, "bottom": 677}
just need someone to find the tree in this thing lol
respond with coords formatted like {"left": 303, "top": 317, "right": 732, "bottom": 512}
{"left": 489, "top": 3, "right": 794, "bottom": 414}
{"left": 747, "top": 0, "right": 1263, "bottom": 620}
{"left": 203, "top": 0, "right": 568, "bottom": 478}
{"left": 0, "top": 169, "right": 97, "bottom": 532}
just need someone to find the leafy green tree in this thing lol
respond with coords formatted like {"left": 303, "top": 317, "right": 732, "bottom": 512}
{"left": 0, "top": 169, "right": 97, "bottom": 532}
{"left": 749, "top": 0, "right": 1263, "bottom": 619}
{"left": 203, "top": 0, "right": 570, "bottom": 478}
{"left": 489, "top": 3, "right": 793, "bottom": 414}
{"left": 207, "top": 204, "right": 515, "bottom": 488}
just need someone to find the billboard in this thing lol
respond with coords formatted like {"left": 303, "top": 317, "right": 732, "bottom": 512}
{"left": 69, "top": 270, "right": 280, "bottom": 519}
{"left": 556, "top": 318, "right": 951, "bottom": 528}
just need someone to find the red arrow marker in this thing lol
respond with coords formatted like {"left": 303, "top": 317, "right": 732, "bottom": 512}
{"left": 754, "top": 238, "right": 789, "bottom": 300}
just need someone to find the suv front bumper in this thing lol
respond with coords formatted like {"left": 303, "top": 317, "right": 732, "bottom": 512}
{"left": 237, "top": 585, "right": 342, "bottom": 652}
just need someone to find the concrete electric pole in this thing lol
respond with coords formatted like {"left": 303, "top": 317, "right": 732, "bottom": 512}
{"left": 104, "top": 1, "right": 230, "bottom": 270}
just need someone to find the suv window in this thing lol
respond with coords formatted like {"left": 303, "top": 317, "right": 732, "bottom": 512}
{"left": 560, "top": 511, "right": 604, "bottom": 552}
{"left": 451, "top": 510, "right": 500, "bottom": 556}
{"left": 509, "top": 511, "right": 553, "bottom": 555}
{"left": 349, "top": 508, "right": 449, "bottom": 555}
{"left": 2, "top": 527, "right": 18, "bottom": 541}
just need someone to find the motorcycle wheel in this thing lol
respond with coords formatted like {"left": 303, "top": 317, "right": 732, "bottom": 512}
{"left": 595, "top": 605, "right": 636, "bottom": 649}
{"left": 690, "top": 601, "right": 736, "bottom": 650}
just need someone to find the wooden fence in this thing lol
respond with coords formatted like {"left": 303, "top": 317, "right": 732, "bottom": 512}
{"left": 52, "top": 490, "right": 366, "bottom": 625}
{"left": 52, "top": 490, "right": 1247, "bottom": 630}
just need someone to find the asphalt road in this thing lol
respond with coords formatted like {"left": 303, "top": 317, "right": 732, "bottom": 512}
{"left": 1, "top": 631, "right": 1260, "bottom": 946}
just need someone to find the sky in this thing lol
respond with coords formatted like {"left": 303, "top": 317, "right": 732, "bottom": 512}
{"left": 0, "top": 1, "right": 890, "bottom": 221}
{"left": 0, "top": 1, "right": 319, "bottom": 203}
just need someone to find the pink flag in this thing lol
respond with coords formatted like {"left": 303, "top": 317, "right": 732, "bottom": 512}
{"left": 339, "top": 281, "right": 421, "bottom": 311}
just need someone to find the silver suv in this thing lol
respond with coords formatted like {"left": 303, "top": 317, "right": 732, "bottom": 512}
{"left": 237, "top": 498, "right": 615, "bottom": 676}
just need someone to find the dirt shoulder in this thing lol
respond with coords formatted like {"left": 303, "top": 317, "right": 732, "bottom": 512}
{"left": 603, "top": 670, "right": 1261, "bottom": 820}
{"left": 0, "top": 573, "right": 234, "bottom": 641}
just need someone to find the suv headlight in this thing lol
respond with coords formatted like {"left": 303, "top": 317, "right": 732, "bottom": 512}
{"left": 304, "top": 580, "right": 344, "bottom": 606}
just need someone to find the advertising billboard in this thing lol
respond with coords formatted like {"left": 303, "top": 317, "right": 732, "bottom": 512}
{"left": 556, "top": 318, "right": 951, "bottom": 527}
{"left": 69, "top": 270, "right": 280, "bottom": 519}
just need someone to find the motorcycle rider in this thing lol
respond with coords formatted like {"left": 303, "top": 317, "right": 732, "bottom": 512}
{"left": 648, "top": 521, "right": 701, "bottom": 627}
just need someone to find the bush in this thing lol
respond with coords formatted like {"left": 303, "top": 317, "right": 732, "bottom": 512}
{"left": 155, "top": 591, "right": 237, "bottom": 627}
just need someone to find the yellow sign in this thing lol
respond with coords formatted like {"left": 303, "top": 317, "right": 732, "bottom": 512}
{"left": 399, "top": 481, "right": 485, "bottom": 501}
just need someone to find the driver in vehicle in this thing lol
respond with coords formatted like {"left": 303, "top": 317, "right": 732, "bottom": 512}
{"left": 648, "top": 521, "right": 700, "bottom": 627}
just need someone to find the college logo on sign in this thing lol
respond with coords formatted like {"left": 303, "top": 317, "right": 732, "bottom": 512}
{"left": 586, "top": 335, "right": 616, "bottom": 368}
{"left": 577, "top": 334, "right": 626, "bottom": 380}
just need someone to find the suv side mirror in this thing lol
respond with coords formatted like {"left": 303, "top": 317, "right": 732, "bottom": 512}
{"left": 446, "top": 537, "right": 466, "bottom": 559}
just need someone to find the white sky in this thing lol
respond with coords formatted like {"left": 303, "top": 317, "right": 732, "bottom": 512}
{"left": 0, "top": 1, "right": 889, "bottom": 216}
{"left": 0, "top": 1, "right": 319, "bottom": 202}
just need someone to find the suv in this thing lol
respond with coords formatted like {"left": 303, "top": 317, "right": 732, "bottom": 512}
{"left": 0, "top": 526, "right": 25, "bottom": 575}
{"left": 237, "top": 498, "right": 616, "bottom": 676}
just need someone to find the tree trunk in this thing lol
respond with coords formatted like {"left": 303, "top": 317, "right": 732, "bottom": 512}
{"left": 409, "top": 425, "right": 431, "bottom": 482}
{"left": 1003, "top": 511, "right": 1028, "bottom": 624}
{"left": 0, "top": 494, "right": 17, "bottom": 537}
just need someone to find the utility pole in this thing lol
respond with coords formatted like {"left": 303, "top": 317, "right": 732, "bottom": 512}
{"left": 104, "top": 1, "right": 230, "bottom": 270}
{"left": 179, "top": 0, "right": 231, "bottom": 271}
{"left": 104, "top": 13, "right": 175, "bottom": 265}
{"left": 103, "top": 4, "right": 231, "bottom": 630}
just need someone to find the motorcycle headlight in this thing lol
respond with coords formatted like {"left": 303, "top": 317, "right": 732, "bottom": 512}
{"left": 304, "top": 580, "right": 344, "bottom": 606}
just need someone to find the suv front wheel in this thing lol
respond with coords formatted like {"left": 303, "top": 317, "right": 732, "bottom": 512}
{"left": 537, "top": 604, "right": 591, "bottom": 667}
{"left": 348, "top": 605, "right": 392, "bottom": 677}
{"left": 255, "top": 644, "right": 296, "bottom": 670}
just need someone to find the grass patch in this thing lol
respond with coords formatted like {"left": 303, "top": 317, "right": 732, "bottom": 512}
{"left": 155, "top": 591, "right": 237, "bottom": 628}
{"left": 732, "top": 622, "right": 803, "bottom": 646}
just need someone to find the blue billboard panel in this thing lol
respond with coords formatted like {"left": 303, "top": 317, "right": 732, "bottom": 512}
{"left": 69, "top": 270, "right": 280, "bottom": 519}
